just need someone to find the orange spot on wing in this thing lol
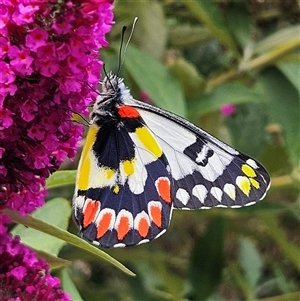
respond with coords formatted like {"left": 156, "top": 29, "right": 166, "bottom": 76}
{"left": 83, "top": 199, "right": 100, "bottom": 228}
{"left": 118, "top": 106, "right": 140, "bottom": 118}
{"left": 96, "top": 212, "right": 112, "bottom": 239}
{"left": 149, "top": 205, "right": 162, "bottom": 228}
{"left": 138, "top": 218, "right": 150, "bottom": 238}
{"left": 117, "top": 216, "right": 130, "bottom": 240}
{"left": 156, "top": 178, "right": 171, "bottom": 203}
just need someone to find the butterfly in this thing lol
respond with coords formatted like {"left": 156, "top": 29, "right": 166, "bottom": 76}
{"left": 73, "top": 72, "right": 270, "bottom": 248}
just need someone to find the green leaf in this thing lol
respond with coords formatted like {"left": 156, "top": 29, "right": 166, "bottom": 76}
{"left": 260, "top": 67, "right": 300, "bottom": 165}
{"left": 35, "top": 250, "right": 71, "bottom": 269}
{"left": 239, "top": 238, "right": 263, "bottom": 292}
{"left": 5, "top": 208, "right": 135, "bottom": 276}
{"left": 12, "top": 198, "right": 71, "bottom": 255}
{"left": 46, "top": 170, "right": 77, "bottom": 189}
{"left": 225, "top": 102, "right": 268, "bottom": 158}
{"left": 226, "top": 2, "right": 251, "bottom": 48}
{"left": 184, "top": 0, "right": 239, "bottom": 56}
{"left": 244, "top": 25, "right": 300, "bottom": 71}
{"left": 258, "top": 213, "right": 300, "bottom": 271}
{"left": 133, "top": 2, "right": 167, "bottom": 60}
{"left": 60, "top": 268, "right": 84, "bottom": 301}
{"left": 186, "top": 217, "right": 224, "bottom": 301}
{"left": 169, "top": 57, "right": 206, "bottom": 98}
{"left": 276, "top": 62, "right": 300, "bottom": 94}
{"left": 128, "top": 263, "right": 163, "bottom": 301}
{"left": 169, "top": 25, "right": 212, "bottom": 48}
{"left": 124, "top": 45, "right": 186, "bottom": 116}
{"left": 190, "top": 83, "right": 262, "bottom": 118}
{"left": 253, "top": 25, "right": 300, "bottom": 56}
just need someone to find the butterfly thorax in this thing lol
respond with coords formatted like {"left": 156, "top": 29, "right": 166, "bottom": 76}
{"left": 90, "top": 73, "right": 133, "bottom": 124}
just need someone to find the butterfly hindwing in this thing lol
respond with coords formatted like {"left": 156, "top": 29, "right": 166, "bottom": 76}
{"left": 73, "top": 105, "right": 173, "bottom": 248}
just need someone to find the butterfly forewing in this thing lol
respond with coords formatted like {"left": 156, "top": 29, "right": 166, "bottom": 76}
{"left": 128, "top": 103, "right": 270, "bottom": 210}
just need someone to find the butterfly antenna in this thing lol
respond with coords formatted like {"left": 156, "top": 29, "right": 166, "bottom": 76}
{"left": 117, "top": 17, "right": 138, "bottom": 77}
{"left": 102, "top": 63, "right": 117, "bottom": 94}
{"left": 61, "top": 107, "right": 90, "bottom": 126}
{"left": 116, "top": 25, "right": 127, "bottom": 76}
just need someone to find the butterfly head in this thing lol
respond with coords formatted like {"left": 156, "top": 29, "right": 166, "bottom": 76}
{"left": 91, "top": 72, "right": 132, "bottom": 120}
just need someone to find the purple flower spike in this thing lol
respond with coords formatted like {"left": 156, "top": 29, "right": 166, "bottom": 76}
{"left": 0, "top": 0, "right": 114, "bottom": 214}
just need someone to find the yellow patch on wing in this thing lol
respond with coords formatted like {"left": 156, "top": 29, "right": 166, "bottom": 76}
{"left": 242, "top": 164, "right": 256, "bottom": 178}
{"left": 250, "top": 178, "right": 260, "bottom": 189}
{"left": 77, "top": 124, "right": 98, "bottom": 191}
{"left": 135, "top": 127, "right": 163, "bottom": 158}
{"left": 236, "top": 176, "right": 251, "bottom": 196}
{"left": 90, "top": 167, "right": 116, "bottom": 188}
{"left": 113, "top": 184, "right": 120, "bottom": 194}
{"left": 123, "top": 159, "right": 135, "bottom": 176}
{"left": 106, "top": 168, "right": 115, "bottom": 179}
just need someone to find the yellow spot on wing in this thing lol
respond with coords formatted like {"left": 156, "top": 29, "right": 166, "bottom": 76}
{"left": 236, "top": 176, "right": 251, "bottom": 196}
{"left": 77, "top": 124, "right": 98, "bottom": 191}
{"left": 135, "top": 127, "right": 163, "bottom": 158}
{"left": 123, "top": 160, "right": 135, "bottom": 176}
{"left": 106, "top": 168, "right": 114, "bottom": 179}
{"left": 242, "top": 164, "right": 256, "bottom": 177}
{"left": 113, "top": 184, "right": 120, "bottom": 194}
{"left": 250, "top": 178, "right": 260, "bottom": 189}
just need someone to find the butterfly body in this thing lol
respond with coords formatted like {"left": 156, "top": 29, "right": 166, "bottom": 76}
{"left": 73, "top": 72, "right": 270, "bottom": 248}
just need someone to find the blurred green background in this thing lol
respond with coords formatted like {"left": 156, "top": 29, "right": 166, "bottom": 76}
{"left": 12, "top": 1, "right": 300, "bottom": 300}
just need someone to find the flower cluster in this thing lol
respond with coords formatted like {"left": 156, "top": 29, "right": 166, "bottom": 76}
{"left": 0, "top": 0, "right": 114, "bottom": 298}
{"left": 0, "top": 0, "right": 114, "bottom": 215}
{"left": 0, "top": 226, "right": 71, "bottom": 301}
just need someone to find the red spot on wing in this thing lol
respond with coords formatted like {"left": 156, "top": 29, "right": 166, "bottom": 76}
{"left": 156, "top": 177, "right": 171, "bottom": 204}
{"left": 138, "top": 218, "right": 150, "bottom": 238}
{"left": 118, "top": 106, "right": 140, "bottom": 118}
{"left": 83, "top": 199, "right": 100, "bottom": 228}
{"left": 96, "top": 212, "right": 112, "bottom": 239}
{"left": 149, "top": 204, "right": 162, "bottom": 228}
{"left": 117, "top": 216, "right": 130, "bottom": 240}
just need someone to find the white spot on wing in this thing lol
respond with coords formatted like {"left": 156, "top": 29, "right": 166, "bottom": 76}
{"left": 138, "top": 239, "right": 150, "bottom": 245}
{"left": 113, "top": 243, "right": 126, "bottom": 248}
{"left": 74, "top": 195, "right": 85, "bottom": 211}
{"left": 246, "top": 158, "right": 259, "bottom": 169}
{"left": 154, "top": 229, "right": 166, "bottom": 239}
{"left": 176, "top": 188, "right": 190, "bottom": 206}
{"left": 223, "top": 183, "right": 236, "bottom": 200}
{"left": 192, "top": 184, "right": 208, "bottom": 204}
{"left": 210, "top": 187, "right": 223, "bottom": 202}
{"left": 195, "top": 145, "right": 209, "bottom": 164}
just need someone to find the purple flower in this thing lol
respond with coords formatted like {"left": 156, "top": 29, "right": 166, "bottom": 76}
{"left": 0, "top": 0, "right": 114, "bottom": 214}
{"left": 0, "top": 219, "right": 71, "bottom": 301}
{"left": 139, "top": 90, "right": 151, "bottom": 104}
{"left": 220, "top": 104, "right": 236, "bottom": 116}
